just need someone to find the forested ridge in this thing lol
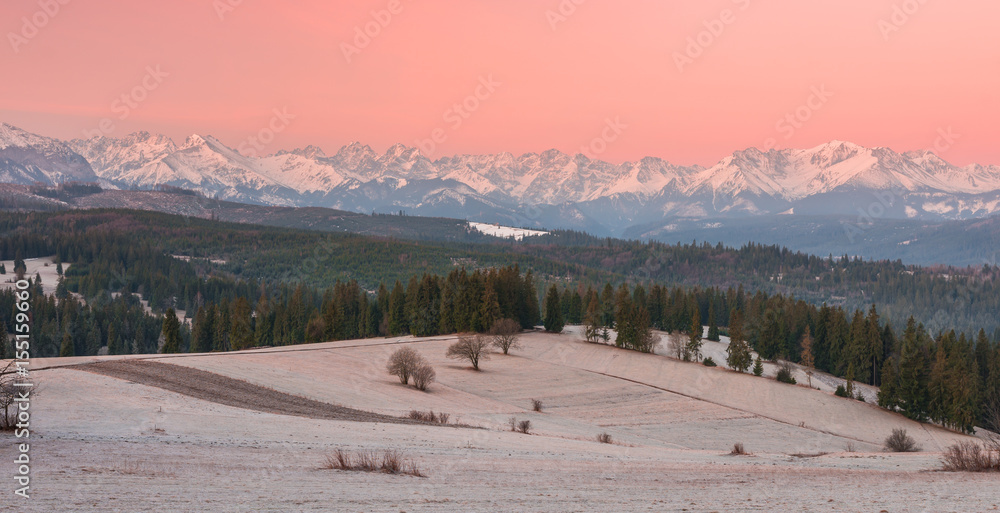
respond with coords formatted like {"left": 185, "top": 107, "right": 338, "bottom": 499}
{"left": 1, "top": 209, "right": 998, "bottom": 434}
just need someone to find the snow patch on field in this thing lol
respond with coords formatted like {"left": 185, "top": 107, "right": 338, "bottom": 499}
{"left": 468, "top": 221, "right": 548, "bottom": 240}
{"left": 0, "top": 255, "right": 68, "bottom": 295}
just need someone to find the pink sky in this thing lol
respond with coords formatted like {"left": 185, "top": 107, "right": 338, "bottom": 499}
{"left": 1, "top": 0, "right": 998, "bottom": 166}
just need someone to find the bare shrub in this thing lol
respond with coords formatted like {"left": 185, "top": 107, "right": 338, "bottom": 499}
{"left": 531, "top": 399, "right": 543, "bottom": 412}
{"left": 596, "top": 432, "right": 613, "bottom": 444}
{"left": 984, "top": 398, "right": 1000, "bottom": 434}
{"left": 386, "top": 347, "right": 425, "bottom": 385}
{"left": 1, "top": 360, "right": 23, "bottom": 431}
{"left": 845, "top": 441, "right": 856, "bottom": 453}
{"left": 730, "top": 442, "right": 749, "bottom": 455}
{"left": 446, "top": 334, "right": 491, "bottom": 371}
{"left": 884, "top": 428, "right": 919, "bottom": 452}
{"left": 508, "top": 416, "right": 518, "bottom": 432}
{"left": 411, "top": 364, "right": 436, "bottom": 391}
{"left": 324, "top": 448, "right": 424, "bottom": 477}
{"left": 790, "top": 452, "right": 829, "bottom": 458}
{"left": 490, "top": 318, "right": 522, "bottom": 355}
{"left": 517, "top": 419, "right": 531, "bottom": 434}
{"left": 407, "top": 410, "right": 450, "bottom": 424}
{"left": 668, "top": 334, "right": 685, "bottom": 360}
{"left": 775, "top": 361, "right": 797, "bottom": 384}
{"left": 941, "top": 441, "right": 1000, "bottom": 472}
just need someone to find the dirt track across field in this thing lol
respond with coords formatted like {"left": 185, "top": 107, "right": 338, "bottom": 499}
{"left": 75, "top": 359, "right": 413, "bottom": 424}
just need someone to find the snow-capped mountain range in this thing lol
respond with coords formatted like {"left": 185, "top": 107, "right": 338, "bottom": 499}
{"left": 2, "top": 122, "right": 999, "bottom": 235}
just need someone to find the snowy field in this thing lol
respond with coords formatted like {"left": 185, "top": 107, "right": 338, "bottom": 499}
{"left": 468, "top": 222, "right": 548, "bottom": 240}
{"left": 10, "top": 329, "right": 994, "bottom": 512}
{"left": 0, "top": 256, "right": 68, "bottom": 295}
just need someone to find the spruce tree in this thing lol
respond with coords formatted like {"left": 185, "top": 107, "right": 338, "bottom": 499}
{"left": 599, "top": 283, "right": 615, "bottom": 328}
{"left": 214, "top": 298, "right": 231, "bottom": 351}
{"left": 107, "top": 322, "right": 119, "bottom": 355}
{"left": 707, "top": 302, "right": 720, "bottom": 342}
{"left": 752, "top": 355, "right": 764, "bottom": 376}
{"left": 897, "top": 317, "right": 928, "bottom": 420}
{"left": 686, "top": 303, "right": 702, "bottom": 361}
{"left": 800, "top": 326, "right": 815, "bottom": 387}
{"left": 878, "top": 356, "right": 900, "bottom": 410}
{"left": 230, "top": 297, "right": 253, "bottom": 350}
{"left": 479, "top": 284, "right": 501, "bottom": 333}
{"left": 161, "top": 308, "right": 181, "bottom": 354}
{"left": 583, "top": 294, "right": 601, "bottom": 343}
{"left": 254, "top": 291, "right": 273, "bottom": 347}
{"left": 191, "top": 306, "right": 212, "bottom": 353}
{"left": 543, "top": 284, "right": 564, "bottom": 333}
{"left": 59, "top": 332, "right": 75, "bottom": 357}
{"left": 388, "top": 281, "right": 407, "bottom": 335}
{"left": 521, "top": 271, "right": 541, "bottom": 329}
{"left": 726, "top": 309, "right": 752, "bottom": 373}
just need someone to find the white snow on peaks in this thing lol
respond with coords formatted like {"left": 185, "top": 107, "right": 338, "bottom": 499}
{"left": 7, "top": 121, "right": 1000, "bottom": 221}
{"left": 469, "top": 222, "right": 548, "bottom": 241}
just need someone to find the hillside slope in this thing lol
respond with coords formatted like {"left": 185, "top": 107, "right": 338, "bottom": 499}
{"left": 24, "top": 330, "right": 990, "bottom": 512}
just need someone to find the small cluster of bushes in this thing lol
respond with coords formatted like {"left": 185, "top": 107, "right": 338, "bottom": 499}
{"left": 596, "top": 432, "right": 613, "bottom": 444}
{"left": 386, "top": 348, "right": 436, "bottom": 391}
{"left": 508, "top": 417, "right": 531, "bottom": 434}
{"left": 531, "top": 399, "right": 543, "bottom": 412}
{"left": 941, "top": 438, "right": 1000, "bottom": 472}
{"left": 775, "top": 361, "right": 797, "bottom": 384}
{"left": 702, "top": 357, "right": 717, "bottom": 367}
{"left": 324, "top": 448, "right": 423, "bottom": 477}
{"left": 407, "top": 410, "right": 450, "bottom": 424}
{"left": 834, "top": 384, "right": 866, "bottom": 401}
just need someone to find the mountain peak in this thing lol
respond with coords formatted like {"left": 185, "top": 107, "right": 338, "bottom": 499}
{"left": 277, "top": 144, "right": 326, "bottom": 159}
{"left": 182, "top": 134, "right": 207, "bottom": 148}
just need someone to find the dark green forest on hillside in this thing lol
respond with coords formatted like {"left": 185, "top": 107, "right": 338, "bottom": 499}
{"left": 1, "top": 209, "right": 998, "bottom": 334}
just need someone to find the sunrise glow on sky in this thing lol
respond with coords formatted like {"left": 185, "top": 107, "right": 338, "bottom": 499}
{"left": 1, "top": 0, "right": 998, "bottom": 165}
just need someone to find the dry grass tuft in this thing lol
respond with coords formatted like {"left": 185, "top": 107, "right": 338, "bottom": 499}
{"left": 730, "top": 442, "right": 750, "bottom": 456}
{"left": 790, "top": 452, "right": 829, "bottom": 458}
{"left": 407, "top": 410, "right": 450, "bottom": 424}
{"left": 324, "top": 448, "right": 424, "bottom": 477}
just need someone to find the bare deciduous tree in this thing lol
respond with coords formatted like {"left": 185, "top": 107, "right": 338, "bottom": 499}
{"left": 446, "top": 334, "right": 491, "bottom": 371}
{"left": 489, "top": 318, "right": 522, "bottom": 355}
{"left": 411, "top": 364, "right": 436, "bottom": 391}
{"left": 386, "top": 347, "right": 424, "bottom": 385}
